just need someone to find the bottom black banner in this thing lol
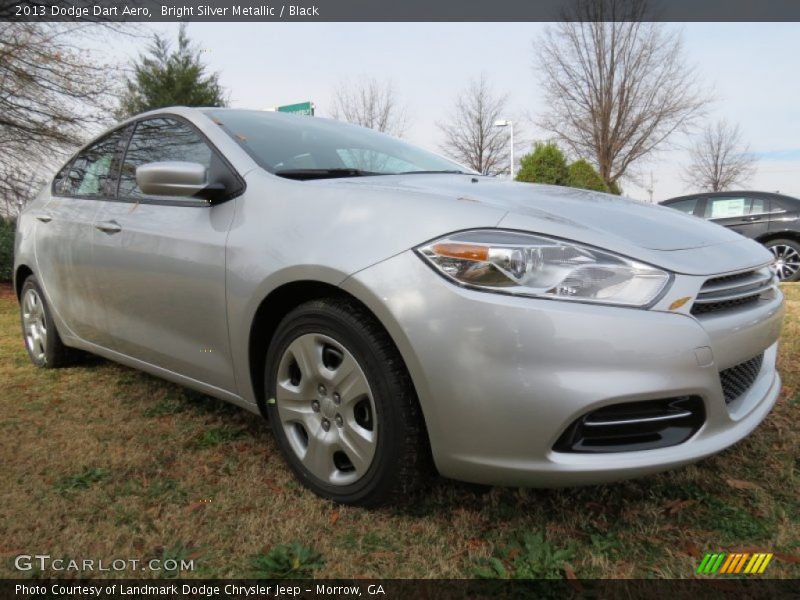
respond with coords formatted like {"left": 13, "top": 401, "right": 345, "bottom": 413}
{"left": 2, "top": 579, "right": 799, "bottom": 600}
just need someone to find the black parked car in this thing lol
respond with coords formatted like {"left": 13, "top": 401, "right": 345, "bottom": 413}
{"left": 661, "top": 191, "right": 800, "bottom": 281}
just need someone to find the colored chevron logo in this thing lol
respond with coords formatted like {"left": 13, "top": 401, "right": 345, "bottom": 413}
{"left": 696, "top": 552, "right": 773, "bottom": 575}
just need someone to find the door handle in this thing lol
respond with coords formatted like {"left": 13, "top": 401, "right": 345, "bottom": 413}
{"left": 33, "top": 213, "right": 52, "bottom": 223}
{"left": 741, "top": 215, "right": 759, "bottom": 222}
{"left": 94, "top": 220, "right": 122, "bottom": 234}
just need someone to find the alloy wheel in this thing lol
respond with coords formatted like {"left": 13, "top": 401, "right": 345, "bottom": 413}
{"left": 275, "top": 333, "right": 377, "bottom": 486}
{"left": 769, "top": 244, "right": 800, "bottom": 280}
{"left": 22, "top": 288, "right": 47, "bottom": 362}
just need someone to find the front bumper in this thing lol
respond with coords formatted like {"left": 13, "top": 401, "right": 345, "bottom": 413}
{"left": 342, "top": 251, "right": 785, "bottom": 487}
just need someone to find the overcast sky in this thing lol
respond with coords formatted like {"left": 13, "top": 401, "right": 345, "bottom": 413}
{"left": 116, "top": 22, "right": 800, "bottom": 201}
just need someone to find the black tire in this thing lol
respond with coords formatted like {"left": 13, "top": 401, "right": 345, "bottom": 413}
{"left": 264, "top": 297, "right": 429, "bottom": 507}
{"left": 765, "top": 238, "right": 800, "bottom": 282}
{"left": 19, "top": 275, "right": 75, "bottom": 368}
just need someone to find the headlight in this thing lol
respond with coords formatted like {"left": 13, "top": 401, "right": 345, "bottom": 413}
{"left": 416, "top": 230, "right": 670, "bottom": 307}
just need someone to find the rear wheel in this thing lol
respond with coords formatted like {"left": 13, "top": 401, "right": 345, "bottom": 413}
{"left": 766, "top": 238, "right": 800, "bottom": 282}
{"left": 19, "top": 275, "right": 74, "bottom": 368}
{"left": 264, "top": 297, "right": 428, "bottom": 506}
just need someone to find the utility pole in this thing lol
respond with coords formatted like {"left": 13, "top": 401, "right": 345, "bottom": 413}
{"left": 645, "top": 171, "right": 657, "bottom": 203}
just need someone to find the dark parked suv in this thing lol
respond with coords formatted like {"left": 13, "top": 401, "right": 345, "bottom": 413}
{"left": 662, "top": 191, "right": 800, "bottom": 281}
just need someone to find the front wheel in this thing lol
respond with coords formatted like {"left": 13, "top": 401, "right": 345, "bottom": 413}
{"left": 264, "top": 298, "right": 428, "bottom": 506}
{"left": 766, "top": 238, "right": 800, "bottom": 282}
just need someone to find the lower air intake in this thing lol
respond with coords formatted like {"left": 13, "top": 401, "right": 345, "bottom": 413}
{"left": 720, "top": 353, "right": 764, "bottom": 404}
{"left": 554, "top": 396, "right": 705, "bottom": 453}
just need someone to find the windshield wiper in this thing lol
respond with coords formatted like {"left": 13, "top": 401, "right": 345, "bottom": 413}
{"left": 274, "top": 168, "right": 381, "bottom": 181}
{"left": 395, "top": 170, "right": 470, "bottom": 175}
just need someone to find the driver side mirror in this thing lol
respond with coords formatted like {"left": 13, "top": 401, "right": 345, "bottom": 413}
{"left": 136, "top": 161, "right": 226, "bottom": 202}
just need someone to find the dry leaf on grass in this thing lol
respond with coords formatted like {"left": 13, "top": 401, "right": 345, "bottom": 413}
{"left": 564, "top": 564, "right": 583, "bottom": 592}
{"left": 775, "top": 553, "right": 800, "bottom": 564}
{"left": 682, "top": 542, "right": 702, "bottom": 558}
{"left": 564, "top": 563, "right": 578, "bottom": 579}
{"left": 664, "top": 499, "right": 697, "bottom": 514}
{"left": 725, "top": 478, "right": 760, "bottom": 490}
{"left": 186, "top": 501, "right": 206, "bottom": 513}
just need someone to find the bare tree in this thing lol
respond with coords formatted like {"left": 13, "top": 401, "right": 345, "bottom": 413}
{"left": 536, "top": 0, "right": 710, "bottom": 190}
{"left": 0, "top": 23, "right": 124, "bottom": 217}
{"left": 683, "top": 119, "right": 756, "bottom": 192}
{"left": 438, "top": 75, "right": 510, "bottom": 175}
{"left": 331, "top": 77, "right": 408, "bottom": 137}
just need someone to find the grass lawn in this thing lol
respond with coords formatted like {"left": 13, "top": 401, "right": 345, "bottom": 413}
{"left": 0, "top": 282, "right": 798, "bottom": 579}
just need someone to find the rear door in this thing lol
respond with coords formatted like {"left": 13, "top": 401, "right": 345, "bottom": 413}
{"left": 91, "top": 116, "right": 239, "bottom": 392}
{"left": 34, "top": 127, "right": 129, "bottom": 341}
{"left": 768, "top": 196, "right": 800, "bottom": 233}
{"left": 702, "top": 195, "right": 772, "bottom": 239}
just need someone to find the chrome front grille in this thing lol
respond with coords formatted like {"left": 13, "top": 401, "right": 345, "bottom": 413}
{"left": 720, "top": 353, "right": 764, "bottom": 404}
{"left": 691, "top": 268, "right": 775, "bottom": 316}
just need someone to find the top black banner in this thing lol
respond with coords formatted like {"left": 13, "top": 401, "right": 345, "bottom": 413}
{"left": 2, "top": 0, "right": 800, "bottom": 22}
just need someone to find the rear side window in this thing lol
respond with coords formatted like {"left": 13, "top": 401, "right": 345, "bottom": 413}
{"left": 665, "top": 198, "right": 698, "bottom": 215}
{"left": 771, "top": 197, "right": 798, "bottom": 213}
{"left": 57, "top": 127, "right": 129, "bottom": 197}
{"left": 118, "top": 118, "right": 213, "bottom": 199}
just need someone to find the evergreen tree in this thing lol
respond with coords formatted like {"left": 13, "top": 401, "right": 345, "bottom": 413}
{"left": 607, "top": 180, "right": 623, "bottom": 195}
{"left": 515, "top": 142, "right": 569, "bottom": 185}
{"left": 566, "top": 159, "right": 609, "bottom": 192}
{"left": 118, "top": 24, "right": 227, "bottom": 117}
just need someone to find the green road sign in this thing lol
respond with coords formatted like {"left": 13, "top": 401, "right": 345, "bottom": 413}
{"left": 276, "top": 101, "right": 315, "bottom": 116}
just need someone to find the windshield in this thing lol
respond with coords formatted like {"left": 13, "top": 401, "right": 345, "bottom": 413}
{"left": 205, "top": 109, "right": 472, "bottom": 179}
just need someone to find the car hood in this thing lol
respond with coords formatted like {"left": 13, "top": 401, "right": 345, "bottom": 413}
{"left": 292, "top": 172, "right": 773, "bottom": 276}
{"left": 331, "top": 174, "right": 738, "bottom": 251}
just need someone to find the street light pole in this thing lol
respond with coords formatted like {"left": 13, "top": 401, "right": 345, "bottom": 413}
{"left": 494, "top": 120, "right": 514, "bottom": 179}
{"left": 510, "top": 122, "right": 514, "bottom": 179}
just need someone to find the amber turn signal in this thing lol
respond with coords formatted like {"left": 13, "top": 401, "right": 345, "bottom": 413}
{"left": 669, "top": 296, "right": 692, "bottom": 311}
{"left": 431, "top": 243, "right": 489, "bottom": 262}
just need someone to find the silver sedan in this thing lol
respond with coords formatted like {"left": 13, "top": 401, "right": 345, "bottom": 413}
{"left": 14, "top": 108, "right": 785, "bottom": 506}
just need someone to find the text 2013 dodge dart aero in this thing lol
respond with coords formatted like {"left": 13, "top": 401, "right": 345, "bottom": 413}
{"left": 14, "top": 108, "right": 785, "bottom": 506}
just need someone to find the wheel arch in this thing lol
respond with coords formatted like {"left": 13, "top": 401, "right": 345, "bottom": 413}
{"left": 14, "top": 264, "right": 34, "bottom": 300}
{"left": 756, "top": 230, "right": 800, "bottom": 245}
{"left": 246, "top": 280, "right": 432, "bottom": 455}
{"left": 757, "top": 231, "right": 800, "bottom": 280}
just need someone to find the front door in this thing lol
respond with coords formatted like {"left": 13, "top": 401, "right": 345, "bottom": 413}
{"left": 91, "top": 117, "right": 238, "bottom": 392}
{"left": 702, "top": 195, "right": 772, "bottom": 239}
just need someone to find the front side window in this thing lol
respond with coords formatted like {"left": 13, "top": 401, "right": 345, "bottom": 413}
{"left": 58, "top": 128, "right": 129, "bottom": 197}
{"left": 119, "top": 118, "right": 213, "bottom": 199}
{"left": 206, "top": 109, "right": 471, "bottom": 178}
{"left": 704, "top": 197, "right": 750, "bottom": 219}
{"left": 666, "top": 198, "right": 698, "bottom": 215}
{"left": 53, "top": 163, "right": 71, "bottom": 196}
{"left": 704, "top": 197, "right": 776, "bottom": 219}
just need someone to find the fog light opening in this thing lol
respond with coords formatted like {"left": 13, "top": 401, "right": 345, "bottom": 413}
{"left": 554, "top": 396, "right": 705, "bottom": 453}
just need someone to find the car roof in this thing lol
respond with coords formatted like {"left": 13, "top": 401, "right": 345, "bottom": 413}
{"left": 116, "top": 105, "right": 205, "bottom": 125}
{"left": 661, "top": 191, "right": 800, "bottom": 205}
